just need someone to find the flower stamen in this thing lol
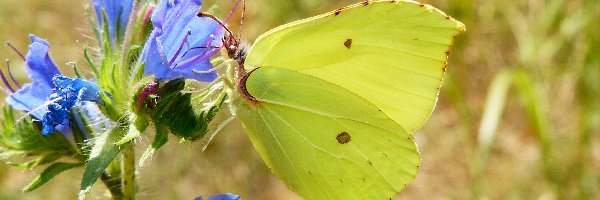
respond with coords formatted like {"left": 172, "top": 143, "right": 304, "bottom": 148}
{"left": 5, "top": 42, "right": 26, "bottom": 61}
{"left": 193, "top": 58, "right": 228, "bottom": 74}
{"left": 168, "top": 30, "right": 192, "bottom": 68}
{"left": 6, "top": 59, "right": 21, "bottom": 89}
{"left": 0, "top": 63, "right": 15, "bottom": 93}
{"left": 173, "top": 35, "right": 215, "bottom": 70}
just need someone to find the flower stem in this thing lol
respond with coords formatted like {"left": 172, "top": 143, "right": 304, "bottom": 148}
{"left": 121, "top": 143, "right": 136, "bottom": 200}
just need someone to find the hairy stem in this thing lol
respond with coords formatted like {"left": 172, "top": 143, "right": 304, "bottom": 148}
{"left": 121, "top": 143, "right": 136, "bottom": 200}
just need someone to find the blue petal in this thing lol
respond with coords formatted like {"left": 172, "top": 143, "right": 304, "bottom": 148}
{"left": 195, "top": 193, "right": 241, "bottom": 200}
{"left": 139, "top": 0, "right": 223, "bottom": 82}
{"left": 53, "top": 76, "right": 103, "bottom": 103}
{"left": 207, "top": 194, "right": 241, "bottom": 200}
{"left": 5, "top": 35, "right": 61, "bottom": 119}
{"left": 93, "top": 0, "right": 134, "bottom": 45}
{"left": 41, "top": 76, "right": 104, "bottom": 135}
{"left": 42, "top": 97, "right": 71, "bottom": 135}
{"left": 76, "top": 102, "right": 116, "bottom": 135}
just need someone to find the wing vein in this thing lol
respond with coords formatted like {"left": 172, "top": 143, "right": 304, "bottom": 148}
{"left": 256, "top": 108, "right": 316, "bottom": 199}
{"left": 332, "top": 118, "right": 399, "bottom": 193}
{"left": 262, "top": 106, "right": 341, "bottom": 199}
{"left": 264, "top": 105, "right": 383, "bottom": 199}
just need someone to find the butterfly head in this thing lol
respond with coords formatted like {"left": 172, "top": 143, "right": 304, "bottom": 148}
{"left": 230, "top": 39, "right": 249, "bottom": 66}
{"left": 196, "top": 12, "right": 245, "bottom": 63}
{"left": 222, "top": 32, "right": 242, "bottom": 61}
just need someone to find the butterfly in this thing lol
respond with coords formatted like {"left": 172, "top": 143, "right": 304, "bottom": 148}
{"left": 206, "top": 0, "right": 465, "bottom": 199}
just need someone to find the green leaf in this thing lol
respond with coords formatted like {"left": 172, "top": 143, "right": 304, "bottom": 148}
{"left": 79, "top": 128, "right": 126, "bottom": 198}
{"left": 156, "top": 78, "right": 186, "bottom": 96}
{"left": 132, "top": 3, "right": 154, "bottom": 46}
{"left": 131, "top": 62, "right": 146, "bottom": 84}
{"left": 83, "top": 47, "right": 100, "bottom": 78}
{"left": 0, "top": 149, "right": 25, "bottom": 160}
{"left": 152, "top": 92, "right": 199, "bottom": 138}
{"left": 72, "top": 62, "right": 84, "bottom": 78}
{"left": 139, "top": 123, "right": 168, "bottom": 167}
{"left": 98, "top": 92, "right": 122, "bottom": 122}
{"left": 100, "top": 10, "right": 112, "bottom": 54}
{"left": 9, "top": 154, "right": 61, "bottom": 169}
{"left": 150, "top": 79, "right": 227, "bottom": 141}
{"left": 115, "top": 114, "right": 144, "bottom": 145}
{"left": 151, "top": 127, "right": 168, "bottom": 148}
{"left": 0, "top": 106, "right": 74, "bottom": 156}
{"left": 22, "top": 162, "right": 82, "bottom": 192}
{"left": 125, "top": 45, "right": 141, "bottom": 69}
{"left": 71, "top": 107, "right": 96, "bottom": 155}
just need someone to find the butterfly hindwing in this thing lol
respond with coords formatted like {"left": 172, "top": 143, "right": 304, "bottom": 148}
{"left": 237, "top": 67, "right": 419, "bottom": 199}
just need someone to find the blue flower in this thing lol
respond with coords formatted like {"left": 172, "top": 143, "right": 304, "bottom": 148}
{"left": 93, "top": 0, "right": 134, "bottom": 46}
{"left": 3, "top": 35, "right": 104, "bottom": 135}
{"left": 5, "top": 35, "right": 62, "bottom": 120}
{"left": 42, "top": 76, "right": 103, "bottom": 135}
{"left": 139, "top": 0, "right": 224, "bottom": 82}
{"left": 194, "top": 193, "right": 240, "bottom": 200}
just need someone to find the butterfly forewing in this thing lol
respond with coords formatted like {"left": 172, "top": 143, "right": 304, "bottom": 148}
{"left": 244, "top": 0, "right": 465, "bottom": 133}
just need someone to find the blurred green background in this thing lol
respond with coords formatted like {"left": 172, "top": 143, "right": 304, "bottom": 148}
{"left": 0, "top": 0, "right": 598, "bottom": 199}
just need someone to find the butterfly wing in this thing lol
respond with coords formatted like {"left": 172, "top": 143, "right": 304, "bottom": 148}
{"left": 238, "top": 67, "right": 419, "bottom": 199}
{"left": 236, "top": 1, "right": 464, "bottom": 199}
{"left": 244, "top": 0, "right": 465, "bottom": 133}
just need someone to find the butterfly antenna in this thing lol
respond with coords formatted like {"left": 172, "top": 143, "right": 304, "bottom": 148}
{"left": 199, "top": 0, "right": 241, "bottom": 40}
{"left": 238, "top": 0, "right": 246, "bottom": 40}
{"left": 197, "top": 12, "right": 236, "bottom": 43}
{"left": 197, "top": 1, "right": 247, "bottom": 75}
{"left": 225, "top": 0, "right": 241, "bottom": 24}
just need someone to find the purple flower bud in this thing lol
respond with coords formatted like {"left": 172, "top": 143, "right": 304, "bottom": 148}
{"left": 141, "top": 3, "right": 156, "bottom": 31}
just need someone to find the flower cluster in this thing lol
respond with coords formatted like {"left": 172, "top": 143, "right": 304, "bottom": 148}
{"left": 2, "top": 35, "right": 105, "bottom": 136}
{"left": 0, "top": 0, "right": 234, "bottom": 199}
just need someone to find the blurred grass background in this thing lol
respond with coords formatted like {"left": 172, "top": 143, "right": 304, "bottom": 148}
{"left": 0, "top": 0, "right": 598, "bottom": 199}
